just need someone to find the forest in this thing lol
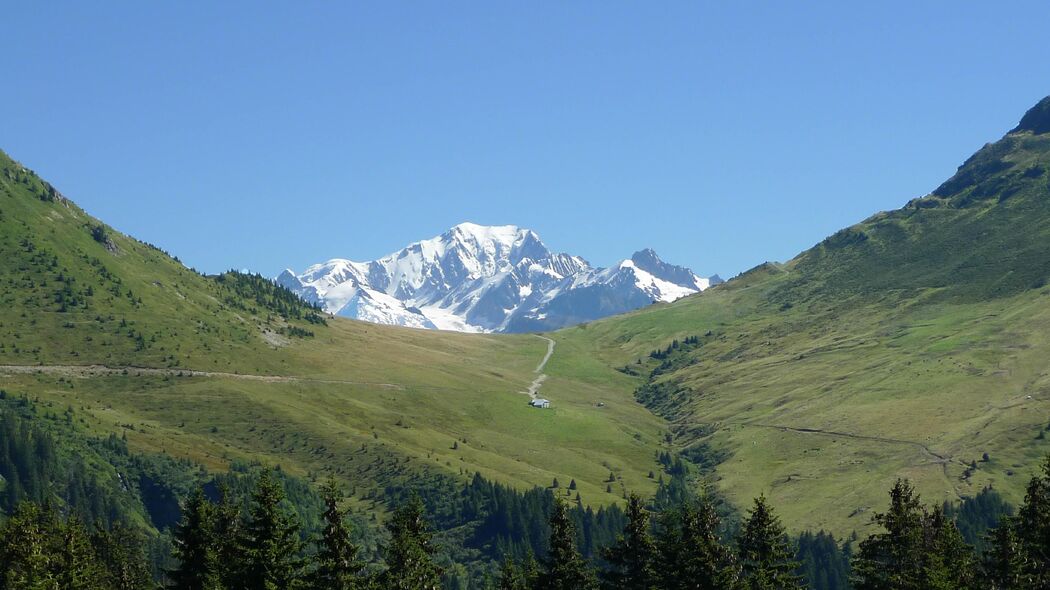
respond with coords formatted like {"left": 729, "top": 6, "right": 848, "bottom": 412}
{"left": 1, "top": 390, "right": 1048, "bottom": 589}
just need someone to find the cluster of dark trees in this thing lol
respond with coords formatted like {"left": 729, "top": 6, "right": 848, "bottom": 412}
{"left": 0, "top": 397, "right": 127, "bottom": 526}
{"left": 647, "top": 335, "right": 702, "bottom": 361}
{"left": 0, "top": 501, "right": 154, "bottom": 589}
{"left": 0, "top": 469, "right": 435, "bottom": 590}
{"left": 3, "top": 390, "right": 1050, "bottom": 589}
{"left": 498, "top": 492, "right": 802, "bottom": 590}
{"left": 387, "top": 471, "right": 629, "bottom": 569}
{"left": 849, "top": 468, "right": 1050, "bottom": 590}
{"left": 498, "top": 457, "right": 1050, "bottom": 590}
{"left": 4, "top": 455, "right": 1050, "bottom": 589}
{"left": 213, "top": 271, "right": 327, "bottom": 327}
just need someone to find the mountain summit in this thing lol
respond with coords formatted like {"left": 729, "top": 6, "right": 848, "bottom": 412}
{"left": 1012, "top": 95, "right": 1050, "bottom": 135}
{"left": 278, "top": 223, "right": 719, "bottom": 332}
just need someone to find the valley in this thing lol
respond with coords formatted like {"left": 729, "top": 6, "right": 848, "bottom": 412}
{"left": 4, "top": 97, "right": 1050, "bottom": 548}
{"left": 0, "top": 152, "right": 668, "bottom": 524}
{"left": 8, "top": 6, "right": 1050, "bottom": 588}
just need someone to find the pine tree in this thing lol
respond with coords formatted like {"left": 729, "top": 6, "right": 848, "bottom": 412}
{"left": 600, "top": 493, "right": 657, "bottom": 590}
{"left": 169, "top": 487, "right": 222, "bottom": 590}
{"left": 919, "top": 507, "right": 978, "bottom": 590}
{"left": 983, "top": 523, "right": 1025, "bottom": 590}
{"left": 93, "top": 523, "right": 154, "bottom": 590}
{"left": 5, "top": 467, "right": 22, "bottom": 510}
{"left": 656, "top": 495, "right": 740, "bottom": 590}
{"left": 214, "top": 483, "right": 244, "bottom": 589}
{"left": 308, "top": 481, "right": 365, "bottom": 590}
{"left": 520, "top": 550, "right": 540, "bottom": 590}
{"left": 238, "top": 469, "right": 305, "bottom": 590}
{"left": 1014, "top": 454, "right": 1050, "bottom": 586}
{"left": 737, "top": 495, "right": 802, "bottom": 590}
{"left": 0, "top": 501, "right": 60, "bottom": 589}
{"left": 381, "top": 495, "right": 442, "bottom": 590}
{"left": 497, "top": 556, "right": 525, "bottom": 590}
{"left": 795, "top": 531, "right": 850, "bottom": 590}
{"left": 852, "top": 479, "right": 979, "bottom": 590}
{"left": 539, "top": 499, "right": 597, "bottom": 590}
{"left": 851, "top": 480, "right": 926, "bottom": 590}
{"left": 57, "top": 516, "right": 106, "bottom": 590}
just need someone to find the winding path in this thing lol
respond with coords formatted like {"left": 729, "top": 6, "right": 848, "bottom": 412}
{"left": 742, "top": 422, "right": 952, "bottom": 465}
{"left": 524, "top": 336, "right": 555, "bottom": 400}
{"left": 2, "top": 337, "right": 563, "bottom": 399}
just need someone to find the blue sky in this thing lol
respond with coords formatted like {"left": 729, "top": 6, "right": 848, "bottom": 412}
{"left": 4, "top": 2, "right": 1050, "bottom": 278}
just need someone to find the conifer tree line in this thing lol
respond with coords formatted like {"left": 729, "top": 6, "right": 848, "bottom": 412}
{"left": 0, "top": 502, "right": 153, "bottom": 589}
{"left": 1, "top": 395, "right": 1048, "bottom": 590}
{"left": 499, "top": 455, "right": 1050, "bottom": 590}
{"left": 164, "top": 470, "right": 446, "bottom": 590}
{"left": 213, "top": 271, "right": 327, "bottom": 327}
{"left": 5, "top": 456, "right": 1050, "bottom": 588}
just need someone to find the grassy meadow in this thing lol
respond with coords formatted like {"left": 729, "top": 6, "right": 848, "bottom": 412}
{"left": 6, "top": 110, "right": 1050, "bottom": 540}
{"left": 0, "top": 150, "right": 666, "bottom": 514}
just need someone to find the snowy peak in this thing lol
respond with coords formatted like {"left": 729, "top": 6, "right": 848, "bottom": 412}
{"left": 629, "top": 248, "right": 709, "bottom": 291}
{"left": 280, "top": 224, "right": 719, "bottom": 333}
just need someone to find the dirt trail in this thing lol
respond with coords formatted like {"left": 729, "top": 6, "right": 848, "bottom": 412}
{"left": 523, "top": 336, "right": 555, "bottom": 400}
{"left": 742, "top": 421, "right": 952, "bottom": 464}
{"left": 0, "top": 364, "right": 404, "bottom": 389}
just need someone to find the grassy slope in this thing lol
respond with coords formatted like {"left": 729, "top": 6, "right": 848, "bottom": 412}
{"left": 9, "top": 97, "right": 1050, "bottom": 539}
{"left": 550, "top": 100, "right": 1050, "bottom": 535}
{"left": 0, "top": 150, "right": 665, "bottom": 510}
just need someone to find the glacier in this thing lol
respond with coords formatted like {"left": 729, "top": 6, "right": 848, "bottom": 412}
{"left": 277, "top": 222, "right": 721, "bottom": 333}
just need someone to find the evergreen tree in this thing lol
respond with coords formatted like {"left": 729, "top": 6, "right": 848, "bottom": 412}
{"left": 539, "top": 499, "right": 597, "bottom": 590}
{"left": 600, "top": 493, "right": 657, "bottom": 590}
{"left": 308, "top": 482, "right": 365, "bottom": 590}
{"left": 656, "top": 495, "right": 740, "bottom": 590}
{"left": 237, "top": 469, "right": 305, "bottom": 590}
{"left": 1013, "top": 454, "right": 1050, "bottom": 586}
{"left": 737, "top": 495, "right": 802, "bottom": 590}
{"left": 0, "top": 501, "right": 60, "bottom": 589}
{"left": 983, "top": 523, "right": 1025, "bottom": 590}
{"left": 852, "top": 479, "right": 978, "bottom": 590}
{"left": 497, "top": 556, "right": 525, "bottom": 590}
{"left": 943, "top": 486, "right": 1013, "bottom": 551}
{"left": 57, "top": 516, "right": 106, "bottom": 590}
{"left": 920, "top": 507, "right": 978, "bottom": 590}
{"left": 795, "top": 531, "right": 850, "bottom": 590}
{"left": 492, "top": 549, "right": 540, "bottom": 590}
{"left": 93, "top": 523, "right": 154, "bottom": 590}
{"left": 214, "top": 483, "right": 244, "bottom": 589}
{"left": 169, "top": 487, "right": 222, "bottom": 590}
{"left": 5, "top": 468, "right": 23, "bottom": 511}
{"left": 851, "top": 480, "right": 926, "bottom": 590}
{"left": 381, "top": 495, "right": 442, "bottom": 590}
{"left": 520, "top": 550, "right": 540, "bottom": 590}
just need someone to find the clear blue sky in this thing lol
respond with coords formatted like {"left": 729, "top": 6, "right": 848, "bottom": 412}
{"left": 4, "top": 2, "right": 1049, "bottom": 278}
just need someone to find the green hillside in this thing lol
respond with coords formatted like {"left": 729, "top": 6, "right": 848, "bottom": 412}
{"left": 549, "top": 96, "right": 1050, "bottom": 534}
{"left": 5, "top": 97, "right": 1050, "bottom": 542}
{"left": 0, "top": 150, "right": 666, "bottom": 511}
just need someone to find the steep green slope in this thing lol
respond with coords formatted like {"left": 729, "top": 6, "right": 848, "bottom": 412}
{"left": 0, "top": 151, "right": 666, "bottom": 509}
{"left": 10, "top": 96, "right": 1048, "bottom": 541}
{"left": 0, "top": 151, "right": 328, "bottom": 370}
{"left": 550, "top": 96, "right": 1050, "bottom": 534}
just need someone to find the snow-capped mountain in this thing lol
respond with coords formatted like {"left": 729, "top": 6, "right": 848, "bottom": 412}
{"left": 277, "top": 223, "right": 722, "bottom": 333}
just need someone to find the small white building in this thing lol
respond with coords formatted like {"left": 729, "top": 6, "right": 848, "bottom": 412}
{"left": 530, "top": 398, "right": 551, "bottom": 409}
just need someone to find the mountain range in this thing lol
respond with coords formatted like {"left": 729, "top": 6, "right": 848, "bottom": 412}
{"left": 3, "top": 96, "right": 1050, "bottom": 545}
{"left": 277, "top": 222, "right": 722, "bottom": 333}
